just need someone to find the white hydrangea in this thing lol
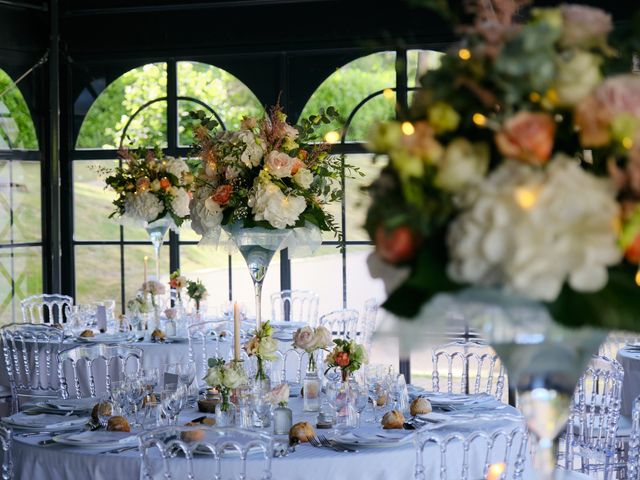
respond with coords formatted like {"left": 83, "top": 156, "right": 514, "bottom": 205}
{"left": 248, "top": 177, "right": 306, "bottom": 229}
{"left": 446, "top": 156, "right": 621, "bottom": 301}
{"left": 189, "top": 185, "right": 223, "bottom": 236}
{"left": 124, "top": 191, "right": 164, "bottom": 223}
{"left": 239, "top": 131, "right": 264, "bottom": 168}
{"left": 165, "top": 156, "right": 189, "bottom": 179}
{"left": 170, "top": 188, "right": 190, "bottom": 217}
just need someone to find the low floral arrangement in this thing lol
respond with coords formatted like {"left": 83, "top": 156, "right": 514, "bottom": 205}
{"left": 188, "top": 105, "right": 360, "bottom": 244}
{"left": 168, "top": 269, "right": 187, "bottom": 302}
{"left": 245, "top": 321, "right": 278, "bottom": 382}
{"left": 204, "top": 357, "right": 248, "bottom": 411}
{"left": 292, "top": 325, "right": 333, "bottom": 372}
{"left": 141, "top": 280, "right": 165, "bottom": 311}
{"left": 265, "top": 383, "right": 290, "bottom": 408}
{"left": 185, "top": 279, "right": 207, "bottom": 313}
{"left": 366, "top": 1, "right": 640, "bottom": 330}
{"left": 325, "top": 339, "right": 368, "bottom": 381}
{"left": 100, "top": 147, "right": 195, "bottom": 228}
{"left": 126, "top": 294, "right": 152, "bottom": 316}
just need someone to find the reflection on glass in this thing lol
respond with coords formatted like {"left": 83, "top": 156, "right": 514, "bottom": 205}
{"left": 231, "top": 252, "right": 280, "bottom": 320}
{"left": 0, "top": 69, "right": 39, "bottom": 150}
{"left": 0, "top": 160, "right": 42, "bottom": 244}
{"left": 0, "top": 247, "right": 43, "bottom": 325}
{"left": 179, "top": 244, "right": 229, "bottom": 311}
{"left": 75, "top": 245, "right": 121, "bottom": 312}
{"left": 299, "top": 52, "right": 396, "bottom": 140}
{"left": 344, "top": 93, "right": 395, "bottom": 142}
{"left": 73, "top": 160, "right": 120, "bottom": 241}
{"left": 124, "top": 245, "right": 170, "bottom": 303}
{"left": 76, "top": 63, "right": 168, "bottom": 149}
{"left": 291, "top": 246, "right": 342, "bottom": 314}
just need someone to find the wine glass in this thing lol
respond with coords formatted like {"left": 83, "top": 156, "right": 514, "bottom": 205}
{"left": 125, "top": 378, "right": 146, "bottom": 427}
{"left": 368, "top": 382, "right": 388, "bottom": 424}
{"left": 160, "top": 383, "right": 186, "bottom": 425}
{"left": 110, "top": 381, "right": 129, "bottom": 417}
{"left": 354, "top": 384, "right": 369, "bottom": 427}
{"left": 97, "top": 393, "right": 114, "bottom": 428}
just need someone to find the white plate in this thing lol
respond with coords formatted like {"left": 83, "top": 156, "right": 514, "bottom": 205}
{"left": 46, "top": 398, "right": 96, "bottom": 411}
{"left": 270, "top": 321, "right": 306, "bottom": 331}
{"left": 76, "top": 332, "right": 135, "bottom": 343}
{"left": 53, "top": 431, "right": 137, "bottom": 449}
{"left": 332, "top": 427, "right": 415, "bottom": 449}
{"left": 3, "top": 413, "right": 89, "bottom": 432}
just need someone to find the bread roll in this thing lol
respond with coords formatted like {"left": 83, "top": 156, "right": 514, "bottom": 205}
{"left": 91, "top": 401, "right": 112, "bottom": 423}
{"left": 289, "top": 421, "right": 315, "bottom": 443}
{"left": 107, "top": 416, "right": 130, "bottom": 432}
{"left": 381, "top": 410, "right": 405, "bottom": 429}
{"left": 181, "top": 429, "right": 206, "bottom": 442}
{"left": 80, "top": 330, "right": 94, "bottom": 338}
{"left": 410, "top": 397, "right": 432, "bottom": 416}
{"left": 151, "top": 329, "right": 166, "bottom": 341}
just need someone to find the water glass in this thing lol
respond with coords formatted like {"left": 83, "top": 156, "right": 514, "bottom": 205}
{"left": 251, "top": 389, "right": 272, "bottom": 428}
{"left": 354, "top": 385, "right": 369, "bottom": 427}
{"left": 160, "top": 383, "right": 186, "bottom": 425}
{"left": 368, "top": 382, "right": 388, "bottom": 424}
{"left": 97, "top": 393, "right": 114, "bottom": 428}
{"left": 125, "top": 378, "right": 146, "bottom": 427}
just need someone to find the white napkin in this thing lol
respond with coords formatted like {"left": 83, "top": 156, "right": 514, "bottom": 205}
{"left": 47, "top": 398, "right": 96, "bottom": 411}
{"left": 4, "top": 413, "right": 87, "bottom": 428}
{"left": 64, "top": 431, "right": 135, "bottom": 444}
{"left": 336, "top": 426, "right": 414, "bottom": 444}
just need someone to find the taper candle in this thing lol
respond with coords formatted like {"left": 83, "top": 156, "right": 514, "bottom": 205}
{"left": 233, "top": 302, "right": 241, "bottom": 361}
{"left": 143, "top": 256, "right": 149, "bottom": 283}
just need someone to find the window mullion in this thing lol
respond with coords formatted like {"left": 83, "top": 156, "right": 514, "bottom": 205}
{"left": 167, "top": 59, "right": 180, "bottom": 278}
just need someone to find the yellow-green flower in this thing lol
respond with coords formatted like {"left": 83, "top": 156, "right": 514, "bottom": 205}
{"left": 428, "top": 102, "right": 461, "bottom": 134}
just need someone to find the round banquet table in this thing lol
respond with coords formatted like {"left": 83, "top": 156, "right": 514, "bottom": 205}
{"left": 616, "top": 346, "right": 640, "bottom": 417}
{"left": 10, "top": 393, "right": 535, "bottom": 480}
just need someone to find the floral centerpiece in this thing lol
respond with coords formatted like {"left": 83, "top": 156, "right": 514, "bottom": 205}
{"left": 185, "top": 279, "right": 207, "bottom": 315}
{"left": 204, "top": 357, "right": 248, "bottom": 413}
{"left": 245, "top": 321, "right": 278, "bottom": 388}
{"left": 265, "top": 383, "right": 290, "bottom": 408}
{"left": 292, "top": 326, "right": 332, "bottom": 372}
{"left": 100, "top": 146, "right": 194, "bottom": 229}
{"left": 325, "top": 339, "right": 368, "bottom": 382}
{"left": 366, "top": 1, "right": 640, "bottom": 331}
{"left": 169, "top": 269, "right": 187, "bottom": 302}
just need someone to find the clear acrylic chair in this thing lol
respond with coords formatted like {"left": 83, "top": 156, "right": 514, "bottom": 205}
{"left": 57, "top": 344, "right": 142, "bottom": 399}
{"left": 432, "top": 340, "right": 506, "bottom": 400}
{"left": 415, "top": 425, "right": 528, "bottom": 479}
{"left": 1, "top": 323, "right": 64, "bottom": 412}
{"left": 272, "top": 348, "right": 321, "bottom": 391}
{"left": 361, "top": 298, "right": 380, "bottom": 351}
{"left": 563, "top": 355, "right": 624, "bottom": 480}
{"left": 20, "top": 294, "right": 73, "bottom": 324}
{"left": 0, "top": 425, "right": 11, "bottom": 480}
{"left": 599, "top": 331, "right": 640, "bottom": 358}
{"left": 270, "top": 289, "right": 319, "bottom": 325}
{"left": 188, "top": 321, "right": 253, "bottom": 388}
{"left": 318, "top": 309, "right": 360, "bottom": 342}
{"left": 139, "top": 426, "right": 273, "bottom": 480}
{"left": 627, "top": 396, "right": 640, "bottom": 479}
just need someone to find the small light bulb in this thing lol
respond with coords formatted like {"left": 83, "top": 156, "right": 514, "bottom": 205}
{"left": 635, "top": 268, "right": 640, "bottom": 287}
{"left": 472, "top": 113, "right": 487, "bottom": 127}
{"left": 487, "top": 463, "right": 506, "bottom": 480}
{"left": 529, "top": 92, "right": 541, "bottom": 103}
{"left": 623, "top": 137, "right": 634, "bottom": 150}
{"left": 401, "top": 122, "right": 415, "bottom": 135}
{"left": 324, "top": 131, "right": 340, "bottom": 144}
{"left": 515, "top": 187, "right": 538, "bottom": 210}
{"left": 458, "top": 48, "right": 471, "bottom": 60}
{"left": 382, "top": 88, "right": 394, "bottom": 100}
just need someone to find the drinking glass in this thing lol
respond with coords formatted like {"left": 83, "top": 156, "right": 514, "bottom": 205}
{"left": 110, "top": 381, "right": 129, "bottom": 417}
{"left": 125, "top": 378, "right": 146, "bottom": 427}
{"left": 97, "top": 393, "right": 114, "bottom": 428}
{"left": 368, "top": 382, "right": 388, "bottom": 424}
{"left": 160, "top": 383, "right": 186, "bottom": 425}
{"left": 354, "top": 384, "right": 369, "bottom": 427}
{"left": 251, "top": 387, "right": 272, "bottom": 429}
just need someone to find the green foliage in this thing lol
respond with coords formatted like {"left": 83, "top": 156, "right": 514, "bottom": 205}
{"left": 0, "top": 70, "right": 38, "bottom": 149}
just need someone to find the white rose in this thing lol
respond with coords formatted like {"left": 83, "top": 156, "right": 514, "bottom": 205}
{"left": 257, "top": 336, "right": 278, "bottom": 360}
{"left": 239, "top": 131, "right": 264, "bottom": 168}
{"left": 311, "top": 326, "right": 332, "bottom": 350}
{"left": 222, "top": 363, "right": 247, "bottom": 389}
{"left": 293, "top": 168, "right": 313, "bottom": 189}
{"left": 265, "top": 151, "right": 295, "bottom": 178}
{"left": 124, "top": 191, "right": 164, "bottom": 222}
{"left": 165, "top": 157, "right": 189, "bottom": 179}
{"left": 554, "top": 50, "right": 602, "bottom": 107}
{"left": 293, "top": 326, "right": 316, "bottom": 351}
{"left": 170, "top": 188, "right": 190, "bottom": 218}
{"left": 435, "top": 139, "right": 489, "bottom": 192}
{"left": 204, "top": 366, "right": 222, "bottom": 387}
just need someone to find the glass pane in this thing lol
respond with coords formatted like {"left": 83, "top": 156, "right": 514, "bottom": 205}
{"left": 345, "top": 245, "right": 385, "bottom": 309}
{"left": 344, "top": 93, "right": 395, "bottom": 142}
{"left": 344, "top": 153, "right": 381, "bottom": 241}
{"left": 299, "top": 52, "right": 396, "bottom": 140}
{"left": 76, "top": 63, "right": 168, "bottom": 149}
{"left": 407, "top": 49, "right": 444, "bottom": 88}
{"left": 177, "top": 61, "right": 264, "bottom": 142}
{"left": 178, "top": 221, "right": 202, "bottom": 243}
{"left": 0, "top": 246, "right": 42, "bottom": 325}
{"left": 291, "top": 246, "right": 343, "bottom": 314}
{"left": 74, "top": 160, "right": 120, "bottom": 241}
{"left": 119, "top": 100, "right": 168, "bottom": 149}
{"left": 0, "top": 160, "right": 41, "bottom": 244}
{"left": 0, "top": 69, "right": 38, "bottom": 149}
{"left": 75, "top": 245, "right": 121, "bottom": 312}
{"left": 124, "top": 244, "right": 170, "bottom": 303}
{"left": 179, "top": 244, "right": 230, "bottom": 315}
{"left": 231, "top": 252, "right": 280, "bottom": 321}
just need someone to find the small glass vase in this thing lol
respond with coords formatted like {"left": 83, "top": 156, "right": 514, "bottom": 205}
{"left": 144, "top": 215, "right": 172, "bottom": 281}
{"left": 255, "top": 357, "right": 271, "bottom": 392}
{"left": 225, "top": 223, "right": 292, "bottom": 329}
{"left": 215, "top": 392, "right": 236, "bottom": 427}
{"left": 273, "top": 405, "right": 293, "bottom": 435}
{"left": 303, "top": 366, "right": 321, "bottom": 412}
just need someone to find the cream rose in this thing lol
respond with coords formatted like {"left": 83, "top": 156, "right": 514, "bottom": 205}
{"left": 293, "top": 326, "right": 316, "bottom": 351}
{"left": 265, "top": 151, "right": 295, "bottom": 178}
{"left": 257, "top": 337, "right": 278, "bottom": 360}
{"left": 165, "top": 157, "right": 189, "bottom": 179}
{"left": 222, "top": 363, "right": 246, "bottom": 389}
{"left": 249, "top": 177, "right": 306, "bottom": 229}
{"left": 311, "top": 326, "right": 332, "bottom": 350}
{"left": 204, "top": 367, "right": 222, "bottom": 387}
{"left": 554, "top": 51, "right": 602, "bottom": 107}
{"left": 293, "top": 168, "right": 313, "bottom": 189}
{"left": 435, "top": 138, "right": 489, "bottom": 192}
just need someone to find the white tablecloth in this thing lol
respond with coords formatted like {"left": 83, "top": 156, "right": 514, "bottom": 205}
{"left": 616, "top": 347, "right": 640, "bottom": 416}
{"left": 11, "top": 394, "right": 532, "bottom": 480}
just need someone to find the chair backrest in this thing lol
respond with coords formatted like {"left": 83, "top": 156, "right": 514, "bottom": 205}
{"left": 0, "top": 323, "right": 64, "bottom": 408}
{"left": 361, "top": 298, "right": 379, "bottom": 351}
{"left": 57, "top": 344, "right": 142, "bottom": 399}
{"left": 318, "top": 309, "right": 360, "bottom": 342}
{"left": 0, "top": 425, "right": 11, "bottom": 480}
{"left": 188, "top": 321, "right": 252, "bottom": 387}
{"left": 628, "top": 395, "right": 640, "bottom": 480}
{"left": 270, "top": 289, "right": 319, "bottom": 325}
{"left": 564, "top": 355, "right": 624, "bottom": 471}
{"left": 139, "top": 426, "right": 273, "bottom": 480}
{"left": 599, "top": 332, "right": 640, "bottom": 358}
{"left": 272, "top": 348, "right": 321, "bottom": 388}
{"left": 415, "top": 426, "right": 528, "bottom": 480}
{"left": 20, "top": 294, "right": 73, "bottom": 324}
{"left": 432, "top": 340, "right": 506, "bottom": 400}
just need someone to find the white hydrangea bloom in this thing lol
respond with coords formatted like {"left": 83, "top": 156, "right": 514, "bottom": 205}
{"left": 170, "top": 188, "right": 190, "bottom": 218}
{"left": 447, "top": 156, "right": 621, "bottom": 301}
{"left": 124, "top": 191, "right": 164, "bottom": 223}
{"left": 189, "top": 185, "right": 223, "bottom": 236}
{"left": 239, "top": 131, "right": 264, "bottom": 168}
{"left": 165, "top": 156, "right": 189, "bottom": 179}
{"left": 249, "top": 177, "right": 306, "bottom": 229}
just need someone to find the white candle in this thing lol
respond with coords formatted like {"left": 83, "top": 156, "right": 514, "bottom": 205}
{"left": 143, "top": 256, "right": 149, "bottom": 283}
{"left": 233, "top": 302, "right": 241, "bottom": 362}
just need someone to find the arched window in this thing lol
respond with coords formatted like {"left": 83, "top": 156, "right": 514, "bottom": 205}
{"left": 72, "top": 61, "right": 264, "bottom": 311}
{"left": 0, "top": 68, "right": 41, "bottom": 324}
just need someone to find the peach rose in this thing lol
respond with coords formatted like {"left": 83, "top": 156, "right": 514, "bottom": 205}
{"left": 297, "top": 149, "right": 308, "bottom": 161}
{"left": 136, "top": 177, "right": 150, "bottom": 192}
{"left": 160, "top": 177, "right": 171, "bottom": 190}
{"left": 290, "top": 158, "right": 305, "bottom": 176}
{"left": 265, "top": 151, "right": 295, "bottom": 178}
{"left": 495, "top": 112, "right": 556, "bottom": 165}
{"left": 211, "top": 184, "right": 233, "bottom": 205}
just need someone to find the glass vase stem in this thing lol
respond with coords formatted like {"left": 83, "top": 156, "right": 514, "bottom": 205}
{"left": 254, "top": 279, "right": 263, "bottom": 330}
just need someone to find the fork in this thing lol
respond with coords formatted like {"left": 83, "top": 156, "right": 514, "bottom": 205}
{"left": 317, "top": 435, "right": 357, "bottom": 453}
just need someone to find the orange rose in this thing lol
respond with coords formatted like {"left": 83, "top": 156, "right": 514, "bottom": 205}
{"left": 159, "top": 177, "right": 171, "bottom": 190}
{"left": 375, "top": 226, "right": 421, "bottom": 264}
{"left": 335, "top": 352, "right": 350, "bottom": 368}
{"left": 495, "top": 112, "right": 556, "bottom": 166}
{"left": 625, "top": 234, "right": 640, "bottom": 263}
{"left": 297, "top": 149, "right": 308, "bottom": 161}
{"left": 211, "top": 184, "right": 233, "bottom": 205}
{"left": 291, "top": 158, "right": 305, "bottom": 175}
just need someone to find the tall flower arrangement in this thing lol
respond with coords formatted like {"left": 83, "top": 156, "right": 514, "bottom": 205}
{"left": 188, "top": 105, "right": 359, "bottom": 243}
{"left": 366, "top": 2, "right": 640, "bottom": 331}
{"left": 100, "top": 147, "right": 195, "bottom": 228}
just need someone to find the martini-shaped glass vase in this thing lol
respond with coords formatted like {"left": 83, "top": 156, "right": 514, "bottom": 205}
{"left": 144, "top": 216, "right": 172, "bottom": 280}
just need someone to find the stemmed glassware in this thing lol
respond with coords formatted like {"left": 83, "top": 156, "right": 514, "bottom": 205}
{"left": 368, "top": 382, "right": 388, "bottom": 424}
{"left": 160, "top": 383, "right": 186, "bottom": 425}
{"left": 353, "top": 384, "right": 369, "bottom": 427}
{"left": 125, "top": 378, "right": 146, "bottom": 427}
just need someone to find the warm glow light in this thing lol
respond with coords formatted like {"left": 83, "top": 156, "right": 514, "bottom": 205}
{"left": 458, "top": 48, "right": 472, "bottom": 60}
{"left": 635, "top": 268, "right": 640, "bottom": 287}
{"left": 515, "top": 187, "right": 538, "bottom": 210}
{"left": 623, "top": 137, "right": 634, "bottom": 149}
{"left": 383, "top": 88, "right": 394, "bottom": 100}
{"left": 486, "top": 463, "right": 506, "bottom": 480}
{"left": 401, "top": 122, "right": 415, "bottom": 135}
{"left": 324, "top": 131, "right": 340, "bottom": 144}
{"left": 529, "top": 92, "right": 541, "bottom": 103}
{"left": 473, "top": 113, "right": 487, "bottom": 127}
